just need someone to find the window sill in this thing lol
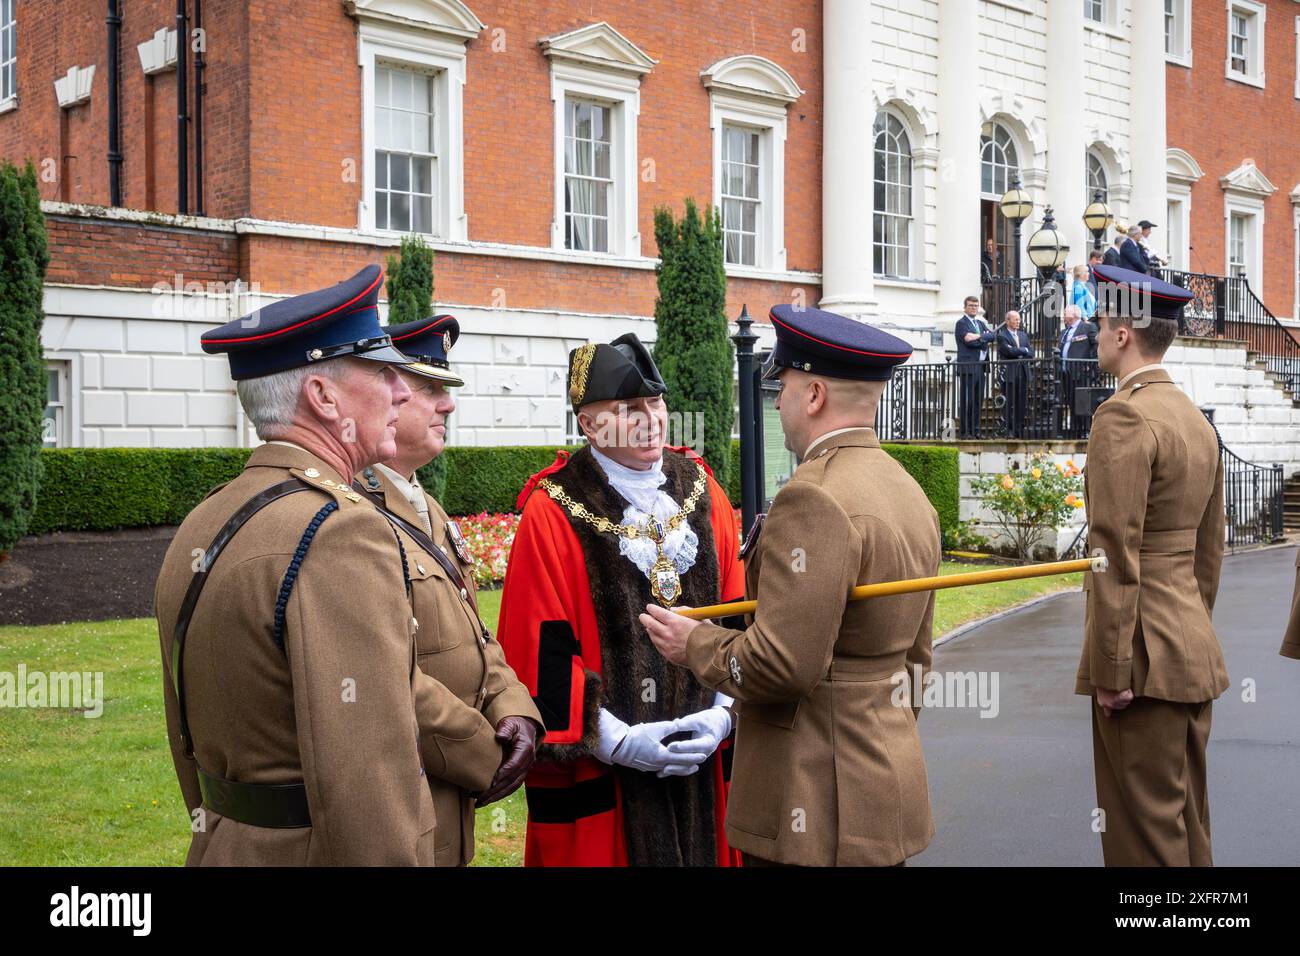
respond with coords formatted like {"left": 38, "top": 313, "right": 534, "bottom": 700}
{"left": 724, "top": 262, "right": 821, "bottom": 285}
{"left": 1165, "top": 52, "right": 1193, "bottom": 69}
{"left": 874, "top": 277, "right": 940, "bottom": 292}
{"left": 0, "top": 96, "right": 17, "bottom": 116}
{"left": 981, "top": 0, "right": 1035, "bottom": 15}
{"left": 1083, "top": 21, "right": 1126, "bottom": 43}
{"left": 1225, "top": 69, "right": 1266, "bottom": 89}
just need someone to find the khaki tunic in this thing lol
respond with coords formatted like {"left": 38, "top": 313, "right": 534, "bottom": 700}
{"left": 685, "top": 428, "right": 940, "bottom": 867}
{"left": 363, "top": 468, "right": 541, "bottom": 865}
{"left": 1281, "top": 550, "right": 1300, "bottom": 661}
{"left": 1073, "top": 368, "right": 1228, "bottom": 867}
{"left": 155, "top": 443, "right": 438, "bottom": 865}
{"left": 1074, "top": 367, "right": 1228, "bottom": 702}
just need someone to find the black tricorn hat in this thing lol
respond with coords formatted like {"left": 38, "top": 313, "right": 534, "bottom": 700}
{"left": 568, "top": 333, "right": 667, "bottom": 409}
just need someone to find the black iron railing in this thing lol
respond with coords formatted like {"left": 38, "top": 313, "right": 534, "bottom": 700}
{"left": 1222, "top": 445, "right": 1285, "bottom": 551}
{"left": 876, "top": 358, "right": 1113, "bottom": 442}
{"left": 1156, "top": 268, "right": 1300, "bottom": 396}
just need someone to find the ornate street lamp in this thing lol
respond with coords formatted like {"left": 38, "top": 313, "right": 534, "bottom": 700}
{"left": 1026, "top": 206, "right": 1070, "bottom": 277}
{"left": 1082, "top": 189, "right": 1114, "bottom": 255}
{"left": 999, "top": 174, "right": 1033, "bottom": 306}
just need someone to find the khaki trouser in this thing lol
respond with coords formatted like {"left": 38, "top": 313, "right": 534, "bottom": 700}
{"left": 1090, "top": 696, "right": 1214, "bottom": 866}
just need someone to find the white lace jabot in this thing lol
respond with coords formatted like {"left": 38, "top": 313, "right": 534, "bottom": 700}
{"left": 589, "top": 446, "right": 699, "bottom": 580}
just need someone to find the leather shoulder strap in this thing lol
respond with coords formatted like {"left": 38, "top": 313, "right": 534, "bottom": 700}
{"left": 171, "top": 478, "right": 313, "bottom": 758}
{"left": 349, "top": 481, "right": 490, "bottom": 637}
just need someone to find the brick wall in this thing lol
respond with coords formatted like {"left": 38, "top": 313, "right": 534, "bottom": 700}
{"left": 45, "top": 214, "right": 239, "bottom": 287}
{"left": 1168, "top": 0, "right": 1300, "bottom": 321}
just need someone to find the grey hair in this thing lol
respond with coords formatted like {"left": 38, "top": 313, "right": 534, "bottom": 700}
{"left": 236, "top": 359, "right": 350, "bottom": 440}
{"left": 1128, "top": 225, "right": 1142, "bottom": 238}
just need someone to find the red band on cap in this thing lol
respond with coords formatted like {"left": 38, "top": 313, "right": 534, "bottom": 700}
{"left": 769, "top": 310, "right": 912, "bottom": 359}
{"left": 205, "top": 270, "right": 384, "bottom": 345}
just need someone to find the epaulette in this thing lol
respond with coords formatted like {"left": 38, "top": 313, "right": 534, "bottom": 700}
{"left": 290, "top": 465, "right": 365, "bottom": 504}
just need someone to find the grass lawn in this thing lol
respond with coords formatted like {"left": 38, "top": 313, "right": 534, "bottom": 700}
{"left": 0, "top": 563, "right": 1076, "bottom": 866}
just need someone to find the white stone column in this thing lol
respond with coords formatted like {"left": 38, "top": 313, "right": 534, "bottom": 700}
{"left": 1046, "top": 0, "right": 1088, "bottom": 264}
{"left": 1129, "top": 0, "right": 1168, "bottom": 261}
{"left": 820, "top": 0, "right": 876, "bottom": 316}
{"left": 935, "top": 0, "right": 981, "bottom": 321}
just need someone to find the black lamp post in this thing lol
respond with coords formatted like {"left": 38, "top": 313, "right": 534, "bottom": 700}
{"left": 999, "top": 173, "right": 1033, "bottom": 307}
{"left": 731, "top": 305, "right": 760, "bottom": 537}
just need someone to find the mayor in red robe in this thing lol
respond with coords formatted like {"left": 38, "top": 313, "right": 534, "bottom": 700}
{"left": 497, "top": 334, "right": 745, "bottom": 866}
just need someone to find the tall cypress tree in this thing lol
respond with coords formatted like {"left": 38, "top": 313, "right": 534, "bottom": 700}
{"left": 652, "top": 198, "right": 732, "bottom": 489}
{"left": 0, "top": 162, "right": 49, "bottom": 558}
{"left": 385, "top": 234, "right": 434, "bottom": 327}
{"left": 386, "top": 235, "right": 449, "bottom": 501}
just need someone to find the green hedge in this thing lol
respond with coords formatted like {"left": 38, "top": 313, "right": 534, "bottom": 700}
{"left": 422, "top": 446, "right": 572, "bottom": 516}
{"left": 29, "top": 448, "right": 252, "bottom": 534}
{"left": 724, "top": 438, "right": 958, "bottom": 534}
{"left": 28, "top": 441, "right": 958, "bottom": 535}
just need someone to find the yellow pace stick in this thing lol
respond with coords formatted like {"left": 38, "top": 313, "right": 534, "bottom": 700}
{"left": 674, "top": 552, "right": 1107, "bottom": 621}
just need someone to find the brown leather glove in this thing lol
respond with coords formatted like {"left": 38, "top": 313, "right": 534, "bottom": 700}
{"left": 475, "top": 716, "right": 539, "bottom": 807}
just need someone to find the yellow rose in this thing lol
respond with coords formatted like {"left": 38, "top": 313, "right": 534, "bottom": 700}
{"left": 1031, "top": 467, "right": 1041, "bottom": 479}
{"left": 1001, "top": 474, "right": 1015, "bottom": 490}
{"left": 1073, "top": 499, "right": 1084, "bottom": 509}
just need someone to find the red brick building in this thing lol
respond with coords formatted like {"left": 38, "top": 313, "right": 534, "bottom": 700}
{"left": 1165, "top": 0, "right": 1300, "bottom": 324}
{"left": 0, "top": 0, "right": 820, "bottom": 447}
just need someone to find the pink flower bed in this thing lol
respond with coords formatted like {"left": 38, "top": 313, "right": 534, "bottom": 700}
{"left": 455, "top": 511, "right": 520, "bottom": 588}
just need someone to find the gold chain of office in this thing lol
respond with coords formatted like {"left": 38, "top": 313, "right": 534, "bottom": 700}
{"left": 537, "top": 461, "right": 708, "bottom": 606}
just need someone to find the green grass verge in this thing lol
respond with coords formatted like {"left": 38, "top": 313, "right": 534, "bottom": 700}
{"left": 0, "top": 565, "right": 1075, "bottom": 866}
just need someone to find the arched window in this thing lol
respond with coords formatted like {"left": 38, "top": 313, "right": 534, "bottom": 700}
{"left": 873, "top": 111, "right": 912, "bottom": 278}
{"left": 980, "top": 123, "right": 1019, "bottom": 198}
{"left": 980, "top": 123, "right": 1020, "bottom": 282}
{"left": 1086, "top": 151, "right": 1109, "bottom": 204}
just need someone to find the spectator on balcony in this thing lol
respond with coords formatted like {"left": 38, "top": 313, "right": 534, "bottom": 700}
{"left": 997, "top": 310, "right": 1033, "bottom": 438}
{"left": 1059, "top": 304, "right": 1099, "bottom": 438}
{"left": 955, "top": 295, "right": 995, "bottom": 438}
{"left": 1087, "top": 250, "right": 1104, "bottom": 295}
{"left": 980, "top": 237, "right": 998, "bottom": 283}
{"left": 1071, "top": 265, "right": 1097, "bottom": 319}
{"left": 1120, "top": 225, "right": 1149, "bottom": 274}
{"left": 1102, "top": 235, "right": 1124, "bottom": 268}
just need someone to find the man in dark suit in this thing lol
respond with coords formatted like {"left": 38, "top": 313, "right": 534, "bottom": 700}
{"left": 1120, "top": 225, "right": 1149, "bottom": 274}
{"left": 1058, "top": 304, "right": 1099, "bottom": 437}
{"left": 955, "top": 295, "right": 995, "bottom": 438}
{"left": 1103, "top": 235, "right": 1123, "bottom": 268}
{"left": 997, "top": 310, "right": 1033, "bottom": 437}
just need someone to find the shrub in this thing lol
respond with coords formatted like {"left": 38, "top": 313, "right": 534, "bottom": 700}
{"left": 652, "top": 198, "right": 733, "bottom": 490}
{"left": 0, "top": 162, "right": 49, "bottom": 556}
{"left": 971, "top": 453, "right": 1084, "bottom": 561}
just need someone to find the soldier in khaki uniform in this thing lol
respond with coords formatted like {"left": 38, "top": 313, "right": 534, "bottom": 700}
{"left": 156, "top": 266, "right": 497, "bottom": 865}
{"left": 357, "top": 315, "right": 543, "bottom": 866}
{"left": 1282, "top": 550, "right": 1300, "bottom": 661}
{"left": 643, "top": 305, "right": 939, "bottom": 867}
{"left": 1075, "top": 264, "right": 1229, "bottom": 867}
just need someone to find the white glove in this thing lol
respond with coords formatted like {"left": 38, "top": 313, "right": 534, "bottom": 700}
{"left": 657, "top": 705, "right": 734, "bottom": 777}
{"left": 593, "top": 709, "right": 709, "bottom": 774}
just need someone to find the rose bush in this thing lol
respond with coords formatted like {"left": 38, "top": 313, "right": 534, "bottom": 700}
{"left": 971, "top": 453, "right": 1084, "bottom": 561}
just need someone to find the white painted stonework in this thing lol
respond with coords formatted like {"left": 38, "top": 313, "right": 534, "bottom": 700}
{"left": 826, "top": 0, "right": 1148, "bottom": 360}
{"left": 40, "top": 284, "right": 776, "bottom": 450}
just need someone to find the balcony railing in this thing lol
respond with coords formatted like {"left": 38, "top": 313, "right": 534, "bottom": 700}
{"left": 876, "top": 358, "right": 1113, "bottom": 442}
{"left": 1222, "top": 444, "right": 1286, "bottom": 550}
{"left": 1154, "top": 269, "right": 1298, "bottom": 395}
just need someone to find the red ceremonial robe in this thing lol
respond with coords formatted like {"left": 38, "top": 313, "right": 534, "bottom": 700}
{"left": 498, "top": 446, "right": 745, "bottom": 867}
